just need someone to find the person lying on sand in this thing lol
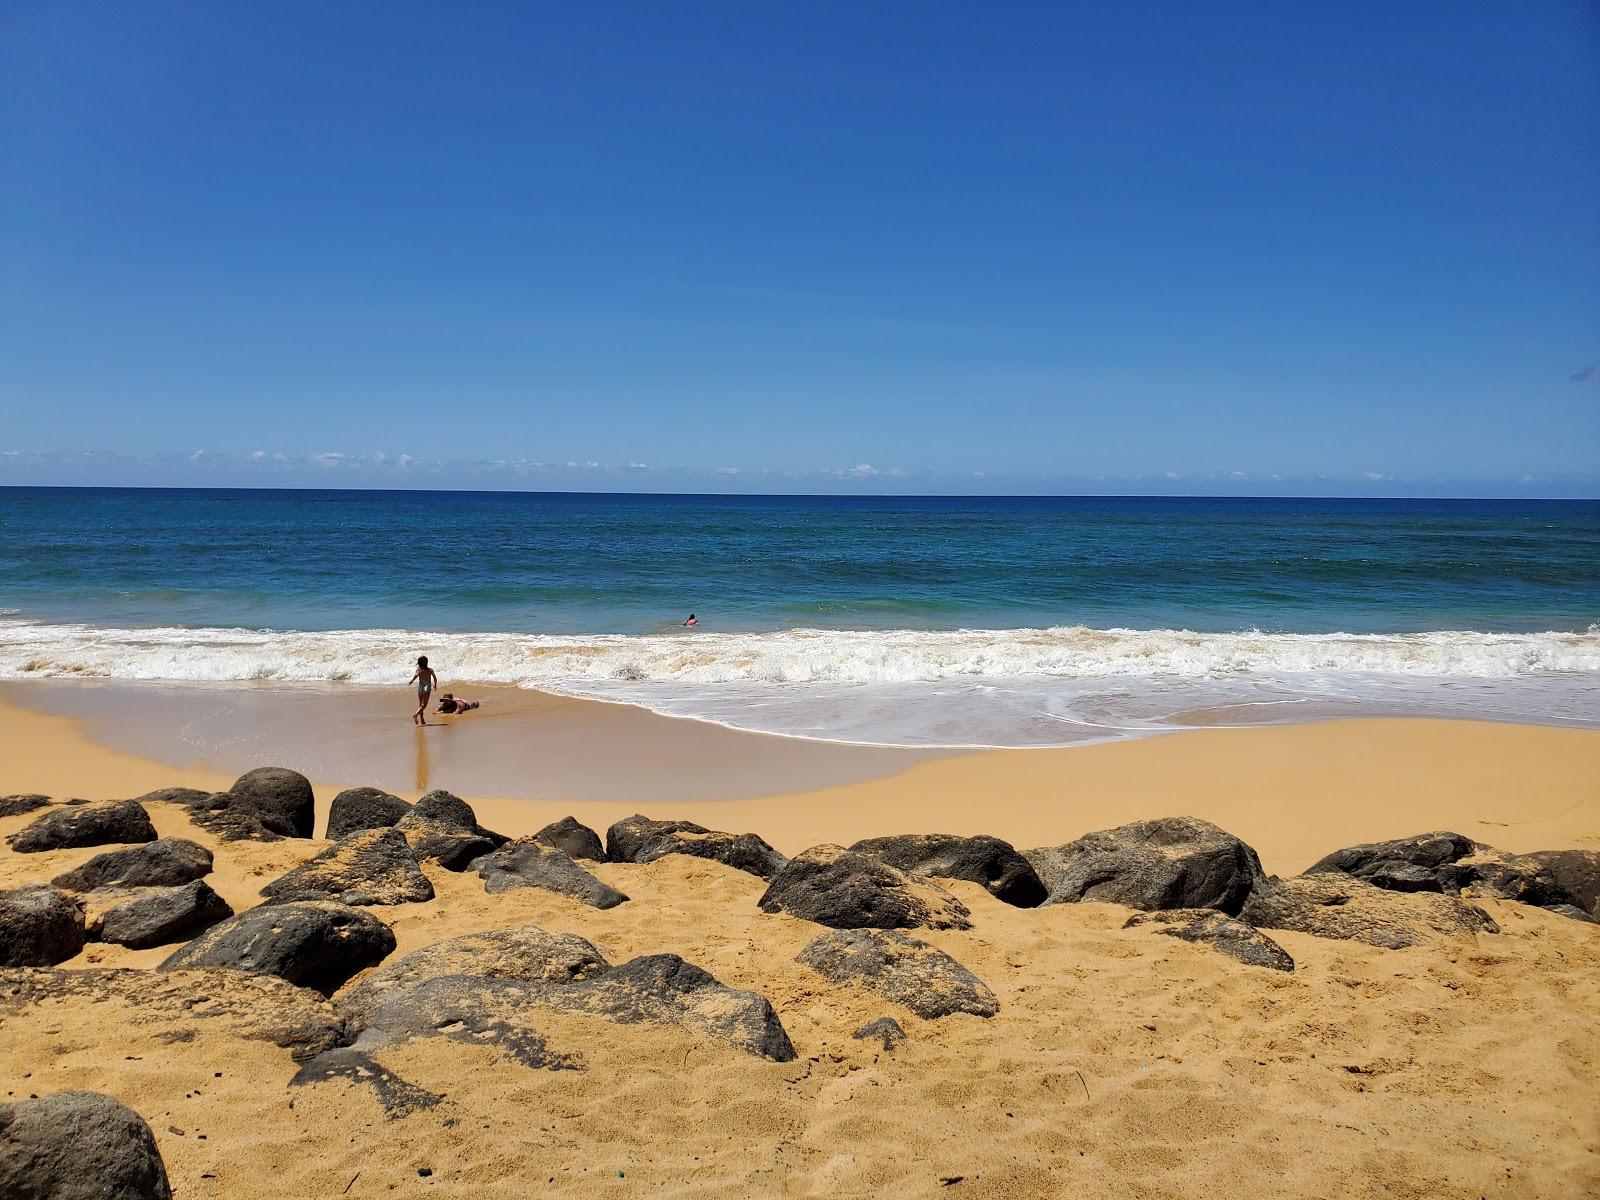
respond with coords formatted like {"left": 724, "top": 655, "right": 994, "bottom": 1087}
{"left": 435, "top": 693, "right": 481, "bottom": 715}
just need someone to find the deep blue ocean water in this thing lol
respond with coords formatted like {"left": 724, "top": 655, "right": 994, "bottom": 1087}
{"left": 2, "top": 488, "right": 1597, "bottom": 744}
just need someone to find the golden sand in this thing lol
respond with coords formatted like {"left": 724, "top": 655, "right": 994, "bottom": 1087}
{"left": 2, "top": 688, "right": 1598, "bottom": 1198}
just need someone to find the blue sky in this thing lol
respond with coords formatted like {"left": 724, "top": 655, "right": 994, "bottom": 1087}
{"left": 2, "top": 2, "right": 1597, "bottom": 495}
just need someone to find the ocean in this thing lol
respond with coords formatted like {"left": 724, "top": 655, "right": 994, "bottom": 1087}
{"left": 2, "top": 487, "right": 1597, "bottom": 745}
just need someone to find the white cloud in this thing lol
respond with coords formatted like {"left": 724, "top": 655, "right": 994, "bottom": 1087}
{"left": 714, "top": 466, "right": 742, "bottom": 476}
{"left": 1364, "top": 471, "right": 1390, "bottom": 481}
{"left": 249, "top": 449, "right": 267, "bottom": 461}
{"left": 1228, "top": 470, "right": 1246, "bottom": 480}
{"left": 627, "top": 461, "right": 651, "bottom": 471}
{"left": 1164, "top": 471, "right": 1181, "bottom": 480}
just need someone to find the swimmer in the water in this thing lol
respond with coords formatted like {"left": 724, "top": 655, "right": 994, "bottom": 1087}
{"left": 684, "top": 613, "right": 698, "bottom": 627}
{"left": 409, "top": 655, "right": 438, "bottom": 725}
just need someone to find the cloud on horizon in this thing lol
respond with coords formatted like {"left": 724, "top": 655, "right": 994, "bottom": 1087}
{"left": 1571, "top": 364, "right": 1600, "bottom": 383}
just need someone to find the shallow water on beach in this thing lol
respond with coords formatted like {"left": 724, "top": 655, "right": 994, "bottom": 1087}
{"left": 1, "top": 488, "right": 1597, "bottom": 745}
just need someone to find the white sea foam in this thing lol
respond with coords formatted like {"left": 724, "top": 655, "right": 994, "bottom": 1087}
{"left": 2, "top": 619, "right": 1597, "bottom": 746}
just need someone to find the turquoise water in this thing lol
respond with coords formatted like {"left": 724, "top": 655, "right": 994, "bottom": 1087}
{"left": 1, "top": 488, "right": 1597, "bottom": 744}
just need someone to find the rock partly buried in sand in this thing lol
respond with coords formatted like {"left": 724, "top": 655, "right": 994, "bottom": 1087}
{"left": 97, "top": 880, "right": 234, "bottom": 950}
{"left": 334, "top": 923, "right": 612, "bottom": 1031}
{"left": 324, "top": 787, "right": 413, "bottom": 841}
{"left": 533, "top": 815, "right": 607, "bottom": 862}
{"left": 0, "top": 1091, "right": 172, "bottom": 1200}
{"left": 395, "top": 790, "right": 501, "bottom": 870}
{"left": 288, "top": 1048, "right": 443, "bottom": 1118}
{"left": 353, "top": 975, "right": 585, "bottom": 1070}
{"left": 160, "top": 900, "right": 396, "bottom": 993}
{"left": 0, "top": 966, "right": 345, "bottom": 1061}
{"left": 344, "top": 951, "right": 794, "bottom": 1062}
{"left": 229, "top": 766, "right": 316, "bottom": 838}
{"left": 1240, "top": 874, "right": 1498, "bottom": 950}
{"left": 259, "top": 828, "right": 435, "bottom": 907}
{"left": 51, "top": 838, "right": 214, "bottom": 893}
{"left": 853, "top": 1016, "right": 908, "bottom": 1050}
{"left": 0, "top": 793, "right": 52, "bottom": 819}
{"left": 1027, "top": 817, "right": 1265, "bottom": 915}
{"left": 8, "top": 799, "right": 158, "bottom": 854}
{"left": 796, "top": 928, "right": 998, "bottom": 1019}
{"left": 1542, "top": 903, "right": 1598, "bottom": 924}
{"left": 849, "top": 833, "right": 1047, "bottom": 908}
{"left": 475, "top": 841, "right": 629, "bottom": 909}
{"left": 1123, "top": 909, "right": 1294, "bottom": 971}
{"left": 1306, "top": 833, "right": 1599, "bottom": 917}
{"left": 1516, "top": 849, "right": 1600, "bottom": 918}
{"left": 0, "top": 885, "right": 86, "bottom": 968}
{"left": 606, "top": 814, "right": 788, "bottom": 879}
{"left": 758, "top": 844, "right": 972, "bottom": 931}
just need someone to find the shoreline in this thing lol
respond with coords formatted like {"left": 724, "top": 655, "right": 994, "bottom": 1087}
{"left": 2, "top": 679, "right": 1596, "bottom": 876}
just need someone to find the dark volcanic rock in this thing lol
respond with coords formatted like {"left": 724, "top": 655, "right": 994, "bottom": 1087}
{"left": 1543, "top": 903, "right": 1598, "bottom": 924}
{"left": 1241, "top": 874, "right": 1498, "bottom": 950}
{"left": 757, "top": 844, "right": 972, "bottom": 930}
{"left": 0, "top": 885, "right": 86, "bottom": 967}
{"left": 176, "top": 792, "right": 289, "bottom": 842}
{"left": 97, "top": 880, "right": 233, "bottom": 950}
{"left": 0, "top": 966, "right": 345, "bottom": 1061}
{"left": 1027, "top": 817, "right": 1265, "bottom": 915}
{"left": 849, "top": 833, "right": 1046, "bottom": 908}
{"left": 853, "top": 1016, "right": 908, "bottom": 1050}
{"left": 796, "top": 928, "right": 998, "bottom": 1019}
{"left": 159, "top": 901, "right": 396, "bottom": 994}
{"left": 8, "top": 800, "right": 157, "bottom": 854}
{"left": 289, "top": 1048, "right": 443, "bottom": 1117}
{"left": 476, "top": 841, "right": 628, "bottom": 909}
{"left": 1123, "top": 909, "right": 1294, "bottom": 971}
{"left": 606, "top": 814, "right": 788, "bottom": 879}
{"left": 1518, "top": 850, "right": 1600, "bottom": 917}
{"left": 0, "top": 1091, "right": 172, "bottom": 1200}
{"left": 544, "top": 954, "right": 796, "bottom": 1061}
{"left": 346, "top": 952, "right": 794, "bottom": 1062}
{"left": 1307, "top": 833, "right": 1599, "bottom": 914}
{"left": 260, "top": 827, "right": 434, "bottom": 906}
{"left": 353, "top": 975, "right": 584, "bottom": 1070}
{"left": 325, "top": 787, "right": 413, "bottom": 841}
{"left": 334, "top": 923, "right": 611, "bottom": 1031}
{"left": 533, "top": 815, "right": 606, "bottom": 862}
{"left": 395, "top": 790, "right": 498, "bottom": 870}
{"left": 0, "top": 793, "right": 52, "bottom": 819}
{"left": 51, "top": 838, "right": 213, "bottom": 892}
{"left": 130, "top": 787, "right": 212, "bottom": 808}
{"left": 229, "top": 767, "right": 315, "bottom": 838}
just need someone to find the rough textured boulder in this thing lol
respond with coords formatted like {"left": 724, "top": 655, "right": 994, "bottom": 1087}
{"left": 229, "top": 767, "right": 315, "bottom": 838}
{"left": 796, "top": 928, "right": 998, "bottom": 1018}
{"left": 96, "top": 881, "right": 233, "bottom": 950}
{"left": 476, "top": 841, "right": 628, "bottom": 909}
{"left": 854, "top": 1016, "right": 908, "bottom": 1050}
{"left": 1543, "top": 903, "right": 1598, "bottom": 924}
{"left": 0, "top": 793, "right": 52, "bottom": 818}
{"left": 8, "top": 800, "right": 157, "bottom": 854}
{"left": 352, "top": 975, "right": 584, "bottom": 1070}
{"left": 757, "top": 844, "right": 972, "bottom": 930}
{"left": 1241, "top": 874, "right": 1498, "bottom": 949}
{"left": 1517, "top": 850, "right": 1600, "bottom": 918}
{"left": 288, "top": 1048, "right": 442, "bottom": 1117}
{"left": 606, "top": 814, "right": 788, "bottom": 879}
{"left": 259, "top": 828, "right": 434, "bottom": 906}
{"left": 335, "top": 924, "right": 611, "bottom": 1031}
{"left": 1123, "top": 909, "right": 1294, "bottom": 971}
{"left": 1027, "top": 817, "right": 1264, "bottom": 915}
{"left": 533, "top": 815, "right": 607, "bottom": 862}
{"left": 177, "top": 791, "right": 291, "bottom": 842}
{"left": 343, "top": 951, "right": 794, "bottom": 1062}
{"left": 395, "top": 790, "right": 499, "bottom": 870}
{"left": 0, "top": 966, "right": 344, "bottom": 1062}
{"left": 0, "top": 1091, "right": 171, "bottom": 1200}
{"left": 1307, "top": 833, "right": 1598, "bottom": 915}
{"left": 325, "top": 787, "right": 412, "bottom": 841}
{"left": 51, "top": 838, "right": 213, "bottom": 892}
{"left": 160, "top": 901, "right": 396, "bottom": 993}
{"left": 849, "top": 833, "right": 1046, "bottom": 908}
{"left": 0, "top": 885, "right": 86, "bottom": 967}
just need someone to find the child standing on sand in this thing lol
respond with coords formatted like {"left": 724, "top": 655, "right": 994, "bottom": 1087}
{"left": 409, "top": 655, "right": 438, "bottom": 725}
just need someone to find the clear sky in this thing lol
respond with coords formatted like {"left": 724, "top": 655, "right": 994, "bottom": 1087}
{"left": 2, "top": 2, "right": 1597, "bottom": 495}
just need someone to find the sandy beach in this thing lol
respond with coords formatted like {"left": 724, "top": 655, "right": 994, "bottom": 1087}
{"left": 2, "top": 682, "right": 1598, "bottom": 1198}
